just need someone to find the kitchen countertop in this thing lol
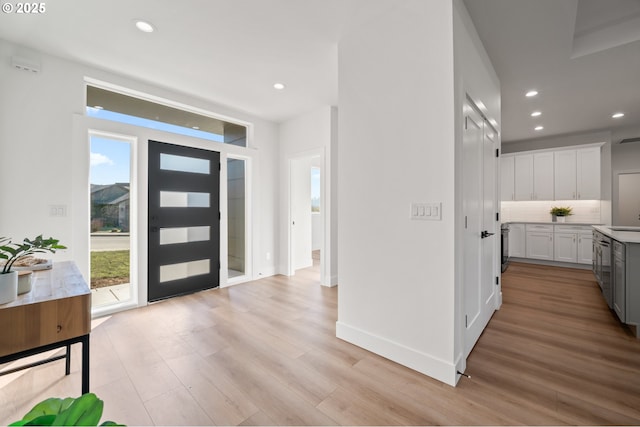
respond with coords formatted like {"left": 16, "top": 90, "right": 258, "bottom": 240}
{"left": 504, "top": 221, "right": 602, "bottom": 226}
{"left": 593, "top": 225, "right": 640, "bottom": 244}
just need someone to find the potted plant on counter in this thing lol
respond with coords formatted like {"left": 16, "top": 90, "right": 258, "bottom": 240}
{"left": 550, "top": 206, "right": 573, "bottom": 223}
{"left": 0, "top": 235, "right": 67, "bottom": 304}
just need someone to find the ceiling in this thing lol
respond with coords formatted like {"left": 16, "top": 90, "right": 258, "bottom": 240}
{"left": 1, "top": 0, "right": 638, "bottom": 142}
{"left": 465, "top": 0, "right": 640, "bottom": 142}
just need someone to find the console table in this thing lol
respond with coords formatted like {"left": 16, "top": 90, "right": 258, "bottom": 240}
{"left": 0, "top": 261, "right": 91, "bottom": 393}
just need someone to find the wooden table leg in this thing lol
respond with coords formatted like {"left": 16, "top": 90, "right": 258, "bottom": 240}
{"left": 65, "top": 344, "right": 71, "bottom": 375}
{"left": 81, "top": 335, "right": 90, "bottom": 394}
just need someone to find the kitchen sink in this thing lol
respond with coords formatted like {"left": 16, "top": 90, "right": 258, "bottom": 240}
{"left": 609, "top": 227, "right": 640, "bottom": 232}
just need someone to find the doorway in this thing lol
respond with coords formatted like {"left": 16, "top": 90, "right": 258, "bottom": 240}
{"left": 616, "top": 171, "right": 640, "bottom": 226}
{"left": 147, "top": 140, "right": 220, "bottom": 302}
{"left": 462, "top": 97, "right": 499, "bottom": 357}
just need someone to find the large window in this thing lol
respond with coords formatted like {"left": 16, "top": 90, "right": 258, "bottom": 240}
{"left": 89, "top": 134, "right": 133, "bottom": 308}
{"left": 86, "top": 85, "right": 247, "bottom": 146}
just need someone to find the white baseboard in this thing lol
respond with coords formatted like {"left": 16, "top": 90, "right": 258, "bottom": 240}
{"left": 256, "top": 266, "right": 276, "bottom": 279}
{"left": 336, "top": 321, "right": 458, "bottom": 386}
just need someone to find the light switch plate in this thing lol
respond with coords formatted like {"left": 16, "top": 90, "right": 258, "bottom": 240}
{"left": 410, "top": 202, "right": 442, "bottom": 221}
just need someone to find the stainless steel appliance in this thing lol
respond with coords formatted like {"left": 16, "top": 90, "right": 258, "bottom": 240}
{"left": 593, "top": 230, "right": 612, "bottom": 308}
{"left": 501, "top": 223, "right": 509, "bottom": 272}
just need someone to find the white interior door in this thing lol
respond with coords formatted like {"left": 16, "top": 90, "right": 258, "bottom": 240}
{"left": 463, "top": 98, "right": 498, "bottom": 358}
{"left": 290, "top": 157, "right": 313, "bottom": 272}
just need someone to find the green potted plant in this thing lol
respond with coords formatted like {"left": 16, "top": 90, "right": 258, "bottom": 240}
{"left": 0, "top": 235, "right": 66, "bottom": 304}
{"left": 550, "top": 206, "right": 573, "bottom": 223}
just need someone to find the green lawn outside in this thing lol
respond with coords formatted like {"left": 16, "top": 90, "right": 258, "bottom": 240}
{"left": 91, "top": 250, "right": 130, "bottom": 288}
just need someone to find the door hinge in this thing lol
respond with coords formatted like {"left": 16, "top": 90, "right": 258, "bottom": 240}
{"left": 495, "top": 148, "right": 500, "bottom": 157}
{"left": 465, "top": 315, "right": 468, "bottom": 328}
{"left": 465, "top": 216, "right": 468, "bottom": 229}
{"left": 496, "top": 276, "right": 499, "bottom": 285}
{"left": 465, "top": 117, "right": 468, "bottom": 130}
{"left": 496, "top": 212, "right": 500, "bottom": 222}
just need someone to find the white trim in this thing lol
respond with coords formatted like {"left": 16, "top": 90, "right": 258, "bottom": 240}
{"left": 336, "top": 321, "right": 459, "bottom": 386}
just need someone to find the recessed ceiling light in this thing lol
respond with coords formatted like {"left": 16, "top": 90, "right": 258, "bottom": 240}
{"left": 526, "top": 90, "right": 538, "bottom": 97}
{"left": 534, "top": 126, "right": 544, "bottom": 131}
{"left": 273, "top": 83, "right": 286, "bottom": 90}
{"left": 612, "top": 112, "right": 625, "bottom": 119}
{"left": 531, "top": 111, "right": 542, "bottom": 117}
{"left": 135, "top": 20, "right": 155, "bottom": 33}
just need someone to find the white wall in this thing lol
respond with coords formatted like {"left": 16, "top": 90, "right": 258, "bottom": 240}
{"left": 611, "top": 124, "right": 640, "bottom": 225}
{"left": 279, "top": 106, "right": 337, "bottom": 285}
{"left": 453, "top": 0, "right": 501, "bottom": 373}
{"left": 337, "top": 0, "right": 458, "bottom": 385}
{"left": 0, "top": 38, "right": 279, "bottom": 286}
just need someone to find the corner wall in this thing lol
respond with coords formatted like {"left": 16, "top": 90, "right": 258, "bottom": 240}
{"left": 337, "top": 1, "right": 458, "bottom": 385}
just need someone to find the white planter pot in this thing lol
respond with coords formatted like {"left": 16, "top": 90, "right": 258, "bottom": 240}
{"left": 0, "top": 271, "right": 18, "bottom": 304}
{"left": 557, "top": 216, "right": 566, "bottom": 223}
{"left": 18, "top": 270, "right": 33, "bottom": 295}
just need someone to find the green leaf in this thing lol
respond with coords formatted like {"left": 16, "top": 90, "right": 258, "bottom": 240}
{"left": 24, "top": 414, "right": 57, "bottom": 426}
{"left": 99, "top": 422, "right": 125, "bottom": 426}
{"left": 52, "top": 393, "right": 103, "bottom": 426}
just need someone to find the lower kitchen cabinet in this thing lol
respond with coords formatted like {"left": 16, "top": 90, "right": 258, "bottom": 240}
{"left": 553, "top": 225, "right": 593, "bottom": 264}
{"left": 613, "top": 243, "right": 626, "bottom": 322}
{"left": 554, "top": 232, "right": 577, "bottom": 263}
{"left": 578, "top": 231, "right": 593, "bottom": 264}
{"left": 526, "top": 224, "right": 554, "bottom": 260}
{"left": 509, "top": 223, "right": 526, "bottom": 257}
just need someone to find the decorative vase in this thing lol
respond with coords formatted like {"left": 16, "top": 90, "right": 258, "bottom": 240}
{"left": 0, "top": 271, "right": 18, "bottom": 304}
{"left": 17, "top": 270, "right": 33, "bottom": 295}
{"left": 557, "top": 216, "right": 566, "bottom": 223}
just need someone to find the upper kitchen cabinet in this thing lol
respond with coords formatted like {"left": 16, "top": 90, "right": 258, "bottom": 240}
{"left": 509, "top": 152, "right": 554, "bottom": 201}
{"left": 502, "top": 144, "right": 601, "bottom": 202}
{"left": 577, "top": 147, "right": 601, "bottom": 200}
{"left": 554, "top": 147, "right": 601, "bottom": 200}
{"left": 513, "top": 154, "right": 533, "bottom": 200}
{"left": 554, "top": 150, "right": 577, "bottom": 199}
{"left": 533, "top": 152, "right": 554, "bottom": 200}
{"left": 501, "top": 155, "right": 515, "bottom": 201}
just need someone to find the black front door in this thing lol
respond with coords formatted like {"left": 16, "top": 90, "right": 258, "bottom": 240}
{"left": 148, "top": 140, "right": 220, "bottom": 302}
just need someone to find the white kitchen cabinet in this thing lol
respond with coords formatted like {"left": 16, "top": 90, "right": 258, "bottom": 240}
{"left": 526, "top": 224, "right": 554, "bottom": 260}
{"left": 552, "top": 147, "right": 601, "bottom": 201}
{"left": 554, "top": 232, "right": 577, "bottom": 263}
{"left": 509, "top": 223, "right": 526, "bottom": 257}
{"left": 533, "top": 152, "right": 554, "bottom": 200}
{"left": 553, "top": 225, "right": 594, "bottom": 264}
{"left": 577, "top": 231, "right": 593, "bottom": 264}
{"left": 501, "top": 155, "right": 515, "bottom": 201}
{"left": 514, "top": 154, "right": 533, "bottom": 200}
{"left": 577, "top": 147, "right": 600, "bottom": 200}
{"left": 554, "top": 150, "right": 577, "bottom": 200}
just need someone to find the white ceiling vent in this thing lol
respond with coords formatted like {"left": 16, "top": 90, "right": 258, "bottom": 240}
{"left": 11, "top": 56, "right": 40, "bottom": 73}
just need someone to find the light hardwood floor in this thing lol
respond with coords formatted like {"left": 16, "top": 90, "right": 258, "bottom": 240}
{"left": 1, "top": 261, "right": 640, "bottom": 425}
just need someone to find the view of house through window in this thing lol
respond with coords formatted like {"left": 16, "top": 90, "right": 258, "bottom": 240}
{"left": 90, "top": 134, "right": 132, "bottom": 308}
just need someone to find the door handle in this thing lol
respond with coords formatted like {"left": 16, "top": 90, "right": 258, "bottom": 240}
{"left": 481, "top": 231, "right": 495, "bottom": 239}
{"left": 150, "top": 226, "right": 159, "bottom": 233}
